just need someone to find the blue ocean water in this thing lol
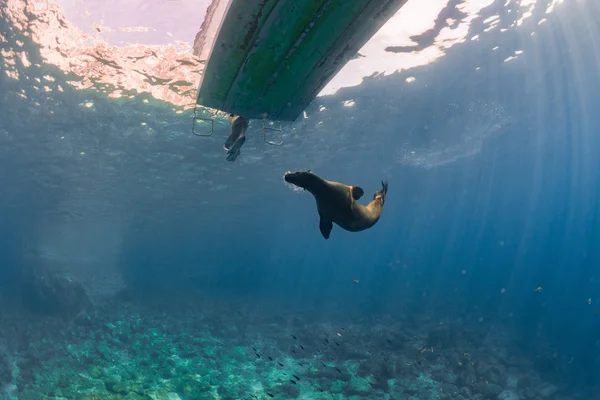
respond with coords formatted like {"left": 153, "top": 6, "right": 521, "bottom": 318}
{"left": 1, "top": 0, "right": 599, "bottom": 399}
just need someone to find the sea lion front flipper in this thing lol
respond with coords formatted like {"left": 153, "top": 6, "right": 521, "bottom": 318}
{"left": 319, "top": 217, "right": 333, "bottom": 240}
{"left": 351, "top": 186, "right": 364, "bottom": 200}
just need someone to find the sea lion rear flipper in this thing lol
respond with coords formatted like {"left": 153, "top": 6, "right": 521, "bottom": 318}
{"left": 224, "top": 133, "right": 237, "bottom": 150}
{"left": 225, "top": 136, "right": 246, "bottom": 162}
{"left": 224, "top": 115, "right": 249, "bottom": 150}
{"left": 351, "top": 186, "right": 364, "bottom": 200}
{"left": 319, "top": 217, "right": 333, "bottom": 240}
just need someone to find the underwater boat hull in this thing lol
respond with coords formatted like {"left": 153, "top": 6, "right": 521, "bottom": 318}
{"left": 193, "top": 0, "right": 408, "bottom": 121}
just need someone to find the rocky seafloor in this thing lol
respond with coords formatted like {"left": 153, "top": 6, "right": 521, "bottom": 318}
{"left": 0, "top": 296, "right": 589, "bottom": 400}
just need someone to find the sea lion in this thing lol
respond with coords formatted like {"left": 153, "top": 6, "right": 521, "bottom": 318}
{"left": 224, "top": 114, "right": 249, "bottom": 162}
{"left": 284, "top": 170, "right": 388, "bottom": 239}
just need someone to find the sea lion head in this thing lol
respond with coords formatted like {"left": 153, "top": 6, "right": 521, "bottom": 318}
{"left": 230, "top": 115, "right": 249, "bottom": 131}
{"left": 284, "top": 170, "right": 315, "bottom": 191}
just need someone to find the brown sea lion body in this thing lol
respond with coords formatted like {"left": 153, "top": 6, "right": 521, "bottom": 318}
{"left": 284, "top": 170, "right": 388, "bottom": 239}
{"left": 224, "top": 114, "right": 250, "bottom": 162}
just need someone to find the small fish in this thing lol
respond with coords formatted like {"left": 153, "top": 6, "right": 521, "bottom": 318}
{"left": 290, "top": 380, "right": 297, "bottom": 384}
{"left": 320, "top": 361, "right": 327, "bottom": 367}
{"left": 254, "top": 352, "right": 261, "bottom": 358}
{"left": 267, "top": 393, "right": 274, "bottom": 398}
{"left": 353, "top": 279, "right": 359, "bottom": 284}
{"left": 335, "top": 342, "right": 340, "bottom": 347}
{"left": 252, "top": 347, "right": 258, "bottom": 352}
{"left": 292, "top": 374, "right": 300, "bottom": 380}
{"left": 299, "top": 345, "right": 305, "bottom": 350}
{"left": 535, "top": 286, "right": 543, "bottom": 293}
{"left": 337, "top": 332, "right": 342, "bottom": 337}
{"left": 278, "top": 362, "right": 284, "bottom": 367}
{"left": 335, "top": 367, "right": 342, "bottom": 373}
{"left": 291, "top": 349, "right": 296, "bottom": 354}
{"left": 292, "top": 335, "right": 297, "bottom": 340}
{"left": 323, "top": 338, "right": 329, "bottom": 344}
{"left": 251, "top": 395, "right": 258, "bottom": 399}
{"left": 587, "top": 298, "right": 592, "bottom": 305}
{"left": 268, "top": 356, "right": 273, "bottom": 361}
